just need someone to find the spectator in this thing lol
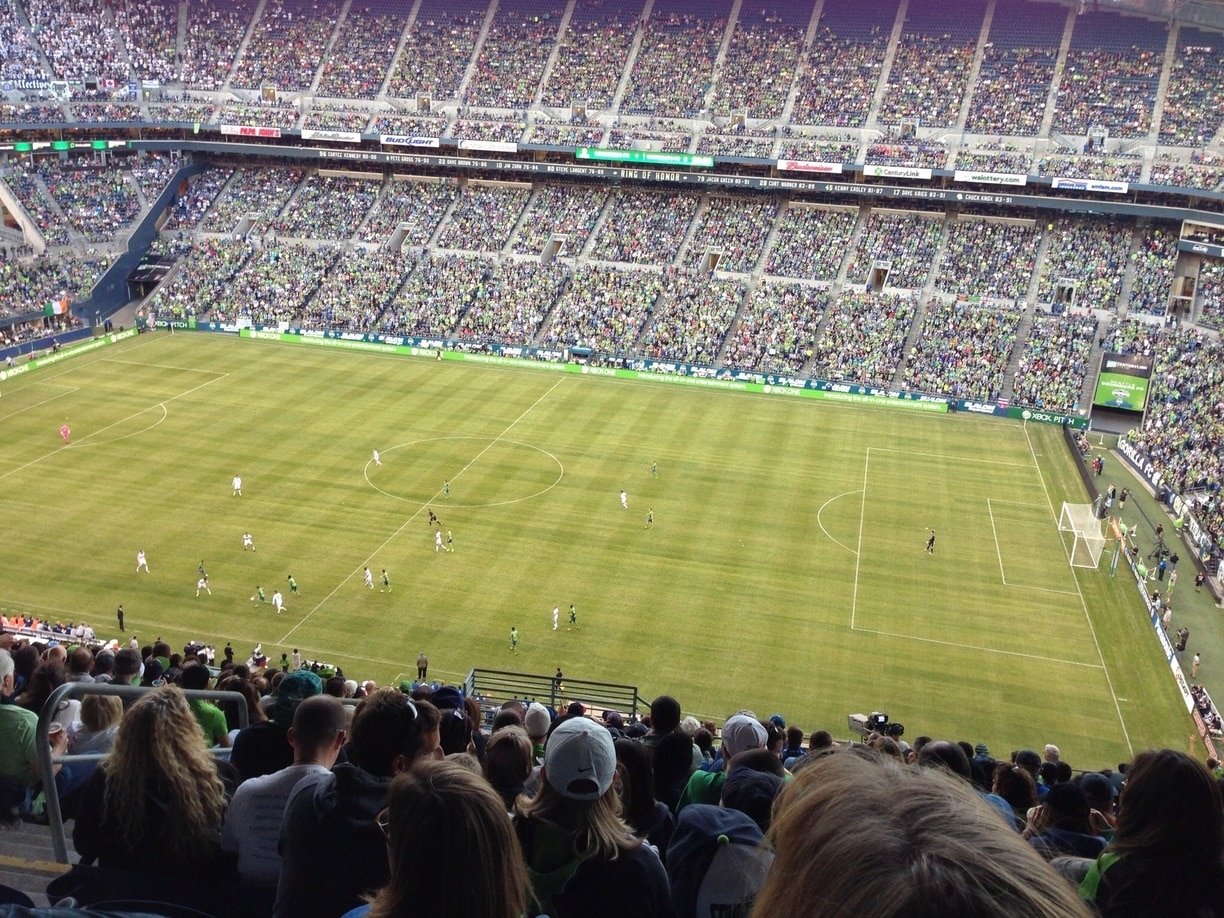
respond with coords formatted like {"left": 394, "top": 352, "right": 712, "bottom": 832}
{"left": 753, "top": 752, "right": 1094, "bottom": 916}
{"left": 180, "top": 662, "right": 232, "bottom": 749}
{"left": 514, "top": 717, "right": 672, "bottom": 917}
{"left": 1026, "top": 782, "right": 1107, "bottom": 860}
{"left": 274, "top": 690, "right": 442, "bottom": 918}
{"left": 484, "top": 724, "right": 534, "bottom": 811}
{"left": 230, "top": 669, "right": 323, "bottom": 781}
{"left": 614, "top": 738, "right": 675, "bottom": 856}
{"left": 222, "top": 694, "right": 348, "bottom": 887}
{"left": 676, "top": 713, "right": 767, "bottom": 812}
{"left": 347, "top": 760, "right": 530, "bottom": 918}
{"left": 73, "top": 685, "right": 238, "bottom": 877}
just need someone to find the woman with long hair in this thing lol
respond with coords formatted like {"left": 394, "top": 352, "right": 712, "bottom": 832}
{"left": 343, "top": 760, "right": 530, "bottom": 918}
{"left": 513, "top": 717, "right": 671, "bottom": 917}
{"left": 73, "top": 685, "right": 237, "bottom": 877}
{"left": 1081, "top": 749, "right": 1224, "bottom": 915}
{"left": 614, "top": 738, "right": 674, "bottom": 857}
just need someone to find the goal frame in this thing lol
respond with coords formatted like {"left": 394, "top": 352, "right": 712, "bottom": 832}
{"left": 1059, "top": 502, "right": 1106, "bottom": 569}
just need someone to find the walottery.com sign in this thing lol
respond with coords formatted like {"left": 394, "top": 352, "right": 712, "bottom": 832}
{"left": 1093, "top": 352, "right": 1153, "bottom": 411}
{"left": 0, "top": 328, "right": 138, "bottom": 381}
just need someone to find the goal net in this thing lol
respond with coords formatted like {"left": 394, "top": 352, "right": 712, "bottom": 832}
{"left": 1059, "top": 502, "right": 1106, "bottom": 569}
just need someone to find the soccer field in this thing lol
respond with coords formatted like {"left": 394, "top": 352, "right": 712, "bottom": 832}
{"left": 0, "top": 332, "right": 1189, "bottom": 766}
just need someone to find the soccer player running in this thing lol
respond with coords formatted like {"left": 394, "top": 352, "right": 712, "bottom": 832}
{"left": 372, "top": 449, "right": 381, "bottom": 467}
{"left": 620, "top": 490, "right": 628, "bottom": 509}
{"left": 552, "top": 606, "right": 560, "bottom": 631}
{"left": 925, "top": 530, "right": 936, "bottom": 554}
{"left": 287, "top": 574, "right": 298, "bottom": 595}
{"left": 381, "top": 569, "right": 391, "bottom": 592}
{"left": 645, "top": 508, "right": 654, "bottom": 529}
{"left": 196, "top": 576, "right": 211, "bottom": 597}
{"left": 568, "top": 604, "right": 577, "bottom": 629}
{"left": 272, "top": 590, "right": 285, "bottom": 614}
{"left": 136, "top": 550, "right": 150, "bottom": 573}
{"left": 363, "top": 567, "right": 374, "bottom": 589}
{"left": 254, "top": 585, "right": 267, "bottom": 603}
{"left": 242, "top": 532, "right": 255, "bottom": 551}
{"left": 446, "top": 530, "right": 454, "bottom": 552}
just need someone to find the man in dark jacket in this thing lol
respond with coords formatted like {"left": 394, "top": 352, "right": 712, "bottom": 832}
{"left": 273, "top": 689, "right": 442, "bottom": 918}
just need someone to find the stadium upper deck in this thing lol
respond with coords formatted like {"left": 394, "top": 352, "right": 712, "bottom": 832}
{"left": 0, "top": 0, "right": 1221, "bottom": 178}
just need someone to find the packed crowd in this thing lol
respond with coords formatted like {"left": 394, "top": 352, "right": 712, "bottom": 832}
{"left": 0, "top": 313, "right": 83, "bottom": 347}
{"left": 0, "top": 0, "right": 44, "bottom": 82}
{"left": 539, "top": 0, "right": 639, "bottom": 110}
{"left": 808, "top": 292, "right": 916, "bottom": 386}
{"left": 789, "top": 31, "right": 886, "bottom": 127}
{"left": 0, "top": 252, "right": 107, "bottom": 319}
{"left": 952, "top": 148, "right": 1034, "bottom": 176}
{"left": 864, "top": 140, "right": 948, "bottom": 170}
{"left": 878, "top": 35, "right": 977, "bottom": 128}
{"left": 689, "top": 195, "right": 777, "bottom": 274}
{"left": 451, "top": 120, "right": 525, "bottom": 144}
{"left": 112, "top": 0, "right": 179, "bottom": 82}
{"left": 1157, "top": 36, "right": 1224, "bottom": 147}
{"left": 638, "top": 272, "right": 744, "bottom": 365}
{"left": 24, "top": 0, "right": 128, "bottom": 82}
{"left": 936, "top": 219, "right": 1040, "bottom": 301}
{"left": 38, "top": 162, "right": 143, "bottom": 244}
{"left": 9, "top": 638, "right": 1221, "bottom": 918}
{"left": 588, "top": 189, "right": 701, "bottom": 266}
{"left": 369, "top": 115, "right": 447, "bottom": 139}
{"left": 776, "top": 133, "right": 860, "bottom": 165}
{"left": 1011, "top": 312, "right": 1097, "bottom": 412}
{"left": 694, "top": 133, "right": 778, "bottom": 160}
{"left": 217, "top": 102, "right": 302, "bottom": 131}
{"left": 148, "top": 238, "right": 254, "bottom": 317}
{"left": 211, "top": 243, "right": 339, "bottom": 325}
{"left": 181, "top": 0, "right": 259, "bottom": 89}
{"left": 510, "top": 184, "right": 608, "bottom": 257}
{"left": 1034, "top": 154, "right": 1142, "bottom": 183}
{"left": 903, "top": 300, "right": 1022, "bottom": 401}
{"left": 433, "top": 184, "right": 532, "bottom": 252}
{"left": 273, "top": 174, "right": 382, "bottom": 241}
{"left": 456, "top": 259, "right": 569, "bottom": 344}
{"left": 299, "top": 249, "right": 414, "bottom": 332}
{"left": 605, "top": 127, "right": 691, "bottom": 152}
{"left": 965, "top": 46, "right": 1058, "bottom": 136}
{"left": 710, "top": 20, "right": 804, "bottom": 119}
{"left": 161, "top": 167, "right": 234, "bottom": 232}
{"left": 1128, "top": 226, "right": 1179, "bottom": 316}
{"left": 0, "top": 103, "right": 67, "bottom": 124}
{"left": 128, "top": 154, "right": 179, "bottom": 201}
{"left": 315, "top": 6, "right": 408, "bottom": 100}
{"left": 621, "top": 13, "right": 726, "bottom": 119}
{"left": 1198, "top": 259, "right": 1224, "bottom": 331}
{"left": 384, "top": 4, "right": 484, "bottom": 101}
{"left": 144, "top": 103, "right": 217, "bottom": 126}
{"left": 201, "top": 167, "right": 305, "bottom": 233}
{"left": 359, "top": 178, "right": 457, "bottom": 247}
{"left": 2, "top": 169, "right": 75, "bottom": 247}
{"left": 765, "top": 206, "right": 857, "bottom": 280}
{"left": 464, "top": 3, "right": 565, "bottom": 110}
{"left": 540, "top": 264, "right": 664, "bottom": 355}
{"left": 1149, "top": 155, "right": 1224, "bottom": 194}
{"left": 526, "top": 121, "right": 606, "bottom": 148}
{"left": 1036, "top": 217, "right": 1131, "bottom": 309}
{"left": 845, "top": 212, "right": 945, "bottom": 291}
{"left": 301, "top": 108, "right": 373, "bottom": 133}
{"left": 378, "top": 252, "right": 487, "bottom": 337}
{"left": 1053, "top": 48, "right": 1161, "bottom": 138}
{"left": 229, "top": 0, "right": 342, "bottom": 92}
{"left": 721, "top": 282, "right": 828, "bottom": 375}
{"left": 70, "top": 103, "right": 145, "bottom": 123}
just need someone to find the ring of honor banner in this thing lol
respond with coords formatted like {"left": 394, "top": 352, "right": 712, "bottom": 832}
{"left": 1093, "top": 352, "right": 1154, "bottom": 411}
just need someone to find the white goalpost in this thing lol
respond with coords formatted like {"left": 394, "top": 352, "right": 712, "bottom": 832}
{"left": 1059, "top": 502, "right": 1106, "bottom": 569}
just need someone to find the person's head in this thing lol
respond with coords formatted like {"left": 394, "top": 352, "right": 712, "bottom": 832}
{"left": 78, "top": 694, "right": 123, "bottom": 733}
{"left": 810, "top": 730, "right": 834, "bottom": 752}
{"left": 367, "top": 761, "right": 529, "bottom": 918}
{"left": 523, "top": 702, "right": 551, "bottom": 741}
{"left": 0, "top": 648, "right": 15, "bottom": 693}
{"left": 179, "top": 662, "right": 211, "bottom": 691}
{"left": 1043, "top": 744, "right": 1061, "bottom": 763}
{"left": 1079, "top": 772, "right": 1116, "bottom": 814}
{"left": 722, "top": 765, "right": 783, "bottom": 832}
{"left": 349, "top": 689, "right": 442, "bottom": 777}
{"left": 785, "top": 725, "right": 805, "bottom": 750}
{"left": 112, "top": 648, "right": 141, "bottom": 684}
{"left": 92, "top": 651, "right": 114, "bottom": 678}
{"left": 18, "top": 661, "right": 66, "bottom": 710}
{"left": 649, "top": 695, "right": 682, "bottom": 734}
{"left": 721, "top": 714, "right": 768, "bottom": 759}
{"left": 1111, "top": 749, "right": 1223, "bottom": 867}
{"left": 993, "top": 762, "right": 1038, "bottom": 813}
{"left": 67, "top": 646, "right": 94, "bottom": 677}
{"left": 271, "top": 669, "right": 324, "bottom": 728}
{"left": 752, "top": 753, "right": 1094, "bottom": 917}
{"left": 438, "top": 705, "right": 476, "bottom": 756}
{"left": 614, "top": 737, "right": 658, "bottom": 825}
{"left": 1039, "top": 782, "right": 1093, "bottom": 834}
{"left": 516, "top": 716, "right": 637, "bottom": 861}
{"left": 491, "top": 708, "right": 524, "bottom": 733}
{"left": 916, "top": 740, "right": 972, "bottom": 781}
{"left": 728, "top": 748, "right": 786, "bottom": 778}
{"left": 289, "top": 694, "right": 348, "bottom": 768}
{"left": 483, "top": 725, "right": 533, "bottom": 794}
{"left": 654, "top": 729, "right": 698, "bottom": 791}
{"left": 100, "top": 686, "right": 228, "bottom": 864}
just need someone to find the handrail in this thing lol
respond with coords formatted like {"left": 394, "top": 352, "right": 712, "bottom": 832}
{"left": 35, "top": 681, "right": 250, "bottom": 864}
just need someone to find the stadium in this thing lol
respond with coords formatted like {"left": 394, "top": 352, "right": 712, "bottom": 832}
{"left": 2, "top": 0, "right": 1224, "bottom": 911}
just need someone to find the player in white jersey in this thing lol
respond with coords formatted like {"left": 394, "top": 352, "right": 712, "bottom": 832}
{"left": 136, "top": 550, "right": 150, "bottom": 573}
{"left": 242, "top": 532, "right": 254, "bottom": 551}
{"left": 272, "top": 590, "right": 285, "bottom": 614}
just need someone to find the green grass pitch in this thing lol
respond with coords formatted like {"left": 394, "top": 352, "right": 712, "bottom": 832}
{"left": 0, "top": 333, "right": 1189, "bottom": 766}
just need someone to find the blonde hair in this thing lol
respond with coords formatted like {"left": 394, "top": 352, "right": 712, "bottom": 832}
{"left": 100, "top": 686, "right": 228, "bottom": 866}
{"left": 514, "top": 771, "right": 638, "bottom": 862}
{"left": 79, "top": 694, "right": 122, "bottom": 732}
{"left": 752, "top": 753, "right": 1093, "bottom": 918}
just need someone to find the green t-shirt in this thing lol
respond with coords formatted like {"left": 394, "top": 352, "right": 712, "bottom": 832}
{"left": 190, "top": 699, "right": 229, "bottom": 747}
